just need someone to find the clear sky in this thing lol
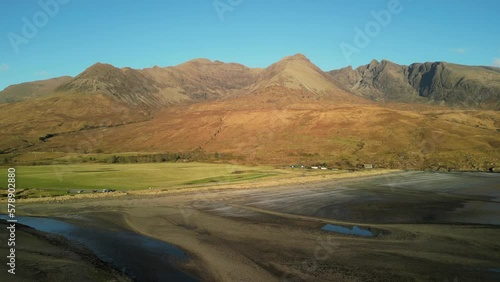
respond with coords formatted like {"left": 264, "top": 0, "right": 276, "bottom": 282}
{"left": 1, "top": 0, "right": 499, "bottom": 90}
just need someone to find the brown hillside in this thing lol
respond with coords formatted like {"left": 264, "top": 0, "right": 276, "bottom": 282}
{"left": 55, "top": 63, "right": 173, "bottom": 108}
{"left": 21, "top": 97, "right": 500, "bottom": 171}
{"left": 142, "top": 59, "right": 261, "bottom": 101}
{"left": 0, "top": 93, "right": 149, "bottom": 154}
{"left": 243, "top": 54, "right": 369, "bottom": 105}
{"left": 0, "top": 76, "right": 73, "bottom": 103}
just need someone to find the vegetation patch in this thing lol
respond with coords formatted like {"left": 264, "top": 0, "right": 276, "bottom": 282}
{"left": 0, "top": 163, "right": 279, "bottom": 198}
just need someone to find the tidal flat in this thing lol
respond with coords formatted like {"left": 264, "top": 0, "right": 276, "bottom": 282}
{"left": 3, "top": 171, "right": 500, "bottom": 281}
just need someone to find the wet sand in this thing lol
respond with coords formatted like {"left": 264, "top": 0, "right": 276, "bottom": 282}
{"left": 13, "top": 171, "right": 500, "bottom": 281}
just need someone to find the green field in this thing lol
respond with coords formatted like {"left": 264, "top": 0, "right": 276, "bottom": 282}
{"left": 0, "top": 163, "right": 280, "bottom": 198}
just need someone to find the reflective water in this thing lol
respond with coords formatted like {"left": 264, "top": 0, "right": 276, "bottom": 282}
{"left": 321, "top": 223, "right": 374, "bottom": 237}
{"left": 0, "top": 215, "right": 197, "bottom": 281}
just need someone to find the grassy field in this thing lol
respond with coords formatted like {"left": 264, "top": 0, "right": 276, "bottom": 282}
{"left": 0, "top": 163, "right": 281, "bottom": 198}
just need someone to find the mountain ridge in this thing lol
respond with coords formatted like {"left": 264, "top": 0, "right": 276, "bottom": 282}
{"left": 2, "top": 54, "right": 499, "bottom": 109}
{"left": 329, "top": 59, "right": 500, "bottom": 109}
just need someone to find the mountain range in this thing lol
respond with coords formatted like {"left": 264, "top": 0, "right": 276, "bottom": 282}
{"left": 1, "top": 54, "right": 499, "bottom": 171}
{"left": 3, "top": 54, "right": 500, "bottom": 108}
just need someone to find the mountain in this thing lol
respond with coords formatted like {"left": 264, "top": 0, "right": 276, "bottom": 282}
{"left": 0, "top": 54, "right": 498, "bottom": 171}
{"left": 248, "top": 54, "right": 367, "bottom": 104}
{"left": 253, "top": 54, "right": 335, "bottom": 92}
{"left": 328, "top": 60, "right": 419, "bottom": 102}
{"left": 54, "top": 60, "right": 262, "bottom": 108}
{"left": 329, "top": 60, "right": 500, "bottom": 109}
{"left": 55, "top": 63, "right": 177, "bottom": 108}
{"left": 140, "top": 58, "right": 261, "bottom": 103}
{"left": 2, "top": 55, "right": 499, "bottom": 109}
{"left": 30, "top": 54, "right": 368, "bottom": 109}
{"left": 407, "top": 62, "right": 500, "bottom": 108}
{"left": 0, "top": 76, "right": 73, "bottom": 103}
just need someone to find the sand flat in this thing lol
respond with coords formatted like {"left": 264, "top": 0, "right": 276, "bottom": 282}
{"left": 14, "top": 171, "right": 500, "bottom": 281}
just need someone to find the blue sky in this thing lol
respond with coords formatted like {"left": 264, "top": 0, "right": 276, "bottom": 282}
{"left": 1, "top": 0, "right": 499, "bottom": 90}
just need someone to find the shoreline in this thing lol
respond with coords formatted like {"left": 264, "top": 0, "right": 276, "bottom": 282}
{"left": 0, "top": 215, "right": 200, "bottom": 282}
{"left": 10, "top": 168, "right": 401, "bottom": 204}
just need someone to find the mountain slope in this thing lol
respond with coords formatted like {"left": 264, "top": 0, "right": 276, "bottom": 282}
{"left": 21, "top": 100, "right": 500, "bottom": 171}
{"left": 0, "top": 93, "right": 150, "bottom": 154}
{"left": 407, "top": 62, "right": 500, "bottom": 108}
{"left": 248, "top": 54, "right": 369, "bottom": 104}
{"left": 0, "top": 76, "right": 73, "bottom": 103}
{"left": 329, "top": 60, "right": 420, "bottom": 102}
{"left": 142, "top": 59, "right": 261, "bottom": 101}
{"left": 54, "top": 60, "right": 262, "bottom": 108}
{"left": 329, "top": 60, "right": 500, "bottom": 109}
{"left": 55, "top": 63, "right": 177, "bottom": 108}
{"left": 254, "top": 54, "right": 335, "bottom": 92}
